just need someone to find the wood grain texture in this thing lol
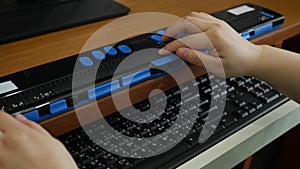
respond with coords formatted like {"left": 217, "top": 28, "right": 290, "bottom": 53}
{"left": 0, "top": 0, "right": 299, "bottom": 136}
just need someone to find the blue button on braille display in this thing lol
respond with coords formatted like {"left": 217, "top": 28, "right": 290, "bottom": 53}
{"left": 151, "top": 54, "right": 179, "bottom": 67}
{"left": 92, "top": 50, "right": 106, "bottom": 60}
{"left": 122, "top": 68, "right": 151, "bottom": 87}
{"left": 24, "top": 110, "right": 39, "bottom": 122}
{"left": 201, "top": 49, "right": 209, "bottom": 54}
{"left": 104, "top": 46, "right": 118, "bottom": 56}
{"left": 50, "top": 99, "right": 68, "bottom": 115}
{"left": 151, "top": 34, "right": 163, "bottom": 42}
{"left": 118, "top": 45, "right": 132, "bottom": 55}
{"left": 88, "top": 80, "right": 121, "bottom": 99}
{"left": 156, "top": 30, "right": 166, "bottom": 35}
{"left": 79, "top": 57, "right": 94, "bottom": 67}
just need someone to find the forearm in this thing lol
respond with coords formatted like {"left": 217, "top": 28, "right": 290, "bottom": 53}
{"left": 252, "top": 45, "right": 300, "bottom": 103}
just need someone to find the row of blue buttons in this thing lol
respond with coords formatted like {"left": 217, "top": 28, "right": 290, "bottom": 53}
{"left": 87, "top": 68, "right": 151, "bottom": 99}
{"left": 23, "top": 53, "right": 179, "bottom": 122}
{"left": 24, "top": 99, "right": 70, "bottom": 122}
{"left": 23, "top": 68, "right": 151, "bottom": 122}
{"left": 79, "top": 45, "right": 132, "bottom": 67}
{"left": 24, "top": 30, "right": 168, "bottom": 122}
{"left": 79, "top": 29, "right": 165, "bottom": 68}
{"left": 87, "top": 53, "right": 179, "bottom": 100}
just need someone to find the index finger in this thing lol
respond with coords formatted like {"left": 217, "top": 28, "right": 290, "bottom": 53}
{"left": 162, "top": 16, "right": 212, "bottom": 42}
{"left": 162, "top": 17, "right": 201, "bottom": 42}
{"left": 0, "top": 111, "right": 22, "bottom": 132}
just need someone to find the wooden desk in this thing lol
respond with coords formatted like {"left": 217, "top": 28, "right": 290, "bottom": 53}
{"left": 0, "top": 0, "right": 299, "bottom": 136}
{"left": 0, "top": 0, "right": 299, "bottom": 164}
{"left": 1, "top": 0, "right": 300, "bottom": 77}
{"left": 0, "top": 0, "right": 299, "bottom": 168}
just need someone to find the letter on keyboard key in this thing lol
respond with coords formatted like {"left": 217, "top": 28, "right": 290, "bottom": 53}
{"left": 234, "top": 109, "right": 249, "bottom": 118}
{"left": 260, "top": 91, "right": 279, "bottom": 103}
{"left": 221, "top": 115, "right": 238, "bottom": 128}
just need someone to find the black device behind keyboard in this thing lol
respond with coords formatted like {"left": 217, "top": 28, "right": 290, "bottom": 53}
{"left": 58, "top": 74, "right": 288, "bottom": 169}
{"left": 0, "top": 31, "right": 175, "bottom": 122}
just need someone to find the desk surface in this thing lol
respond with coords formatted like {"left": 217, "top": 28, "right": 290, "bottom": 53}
{"left": 0, "top": 0, "right": 300, "bottom": 77}
{"left": 0, "top": 0, "right": 300, "bottom": 168}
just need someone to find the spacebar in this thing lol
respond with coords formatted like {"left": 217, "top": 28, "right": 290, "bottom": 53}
{"left": 133, "top": 141, "right": 190, "bottom": 169}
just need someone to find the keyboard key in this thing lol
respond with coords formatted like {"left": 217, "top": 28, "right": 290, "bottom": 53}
{"left": 257, "top": 84, "right": 270, "bottom": 93}
{"left": 233, "top": 99, "right": 246, "bottom": 107}
{"left": 234, "top": 78, "right": 245, "bottom": 86}
{"left": 250, "top": 88, "right": 263, "bottom": 97}
{"left": 242, "top": 83, "right": 254, "bottom": 92}
{"left": 234, "top": 109, "right": 249, "bottom": 118}
{"left": 134, "top": 141, "right": 190, "bottom": 169}
{"left": 227, "top": 86, "right": 235, "bottom": 92}
{"left": 221, "top": 115, "right": 238, "bottom": 128}
{"left": 186, "top": 133, "right": 199, "bottom": 147}
{"left": 251, "top": 100, "right": 263, "bottom": 110}
{"left": 212, "top": 124, "right": 225, "bottom": 135}
{"left": 260, "top": 91, "right": 279, "bottom": 103}
{"left": 242, "top": 104, "right": 256, "bottom": 114}
{"left": 129, "top": 158, "right": 144, "bottom": 165}
{"left": 116, "top": 158, "right": 133, "bottom": 169}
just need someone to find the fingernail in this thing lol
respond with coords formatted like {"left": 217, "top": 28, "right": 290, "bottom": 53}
{"left": 158, "top": 48, "right": 171, "bottom": 55}
{"left": 15, "top": 114, "right": 27, "bottom": 121}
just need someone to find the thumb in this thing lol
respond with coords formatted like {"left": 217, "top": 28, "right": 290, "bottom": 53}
{"left": 15, "top": 114, "right": 52, "bottom": 137}
{"left": 176, "top": 47, "right": 225, "bottom": 77}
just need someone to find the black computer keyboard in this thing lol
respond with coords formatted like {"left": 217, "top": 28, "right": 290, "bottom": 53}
{"left": 58, "top": 74, "right": 288, "bottom": 169}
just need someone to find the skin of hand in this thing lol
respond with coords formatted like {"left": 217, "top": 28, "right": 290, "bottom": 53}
{"left": 159, "top": 12, "right": 300, "bottom": 103}
{"left": 159, "top": 12, "right": 261, "bottom": 78}
{"left": 0, "top": 111, "right": 78, "bottom": 169}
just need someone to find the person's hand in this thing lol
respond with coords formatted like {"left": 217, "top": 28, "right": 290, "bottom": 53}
{"left": 159, "top": 12, "right": 262, "bottom": 77}
{"left": 0, "top": 111, "right": 78, "bottom": 169}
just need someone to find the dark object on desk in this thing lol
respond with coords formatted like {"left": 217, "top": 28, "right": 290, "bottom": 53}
{"left": 0, "top": 0, "right": 130, "bottom": 44}
{"left": 58, "top": 74, "right": 288, "bottom": 169}
{"left": 0, "top": 30, "right": 175, "bottom": 122}
{"left": 212, "top": 3, "right": 284, "bottom": 40}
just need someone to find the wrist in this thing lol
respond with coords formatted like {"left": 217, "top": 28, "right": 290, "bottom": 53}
{"left": 247, "top": 44, "right": 267, "bottom": 78}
